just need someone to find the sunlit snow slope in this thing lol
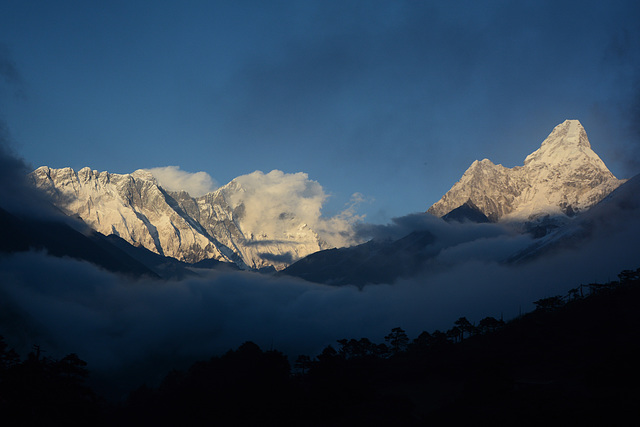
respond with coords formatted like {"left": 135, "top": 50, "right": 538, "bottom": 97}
{"left": 428, "top": 120, "right": 624, "bottom": 221}
{"left": 29, "top": 168, "right": 330, "bottom": 270}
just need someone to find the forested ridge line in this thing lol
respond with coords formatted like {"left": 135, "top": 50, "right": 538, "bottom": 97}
{"left": 2, "top": 267, "right": 639, "bottom": 425}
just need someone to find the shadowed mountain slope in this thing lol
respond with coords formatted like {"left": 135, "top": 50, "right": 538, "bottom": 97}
{"left": 282, "top": 230, "right": 437, "bottom": 287}
{"left": 0, "top": 206, "right": 159, "bottom": 279}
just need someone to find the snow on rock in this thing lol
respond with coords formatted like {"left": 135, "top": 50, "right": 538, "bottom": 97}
{"left": 29, "top": 167, "right": 329, "bottom": 270}
{"left": 427, "top": 120, "right": 625, "bottom": 222}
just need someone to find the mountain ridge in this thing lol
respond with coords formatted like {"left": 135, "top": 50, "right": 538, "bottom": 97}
{"left": 27, "top": 120, "right": 625, "bottom": 271}
{"left": 428, "top": 120, "right": 624, "bottom": 221}
{"left": 29, "top": 167, "right": 328, "bottom": 270}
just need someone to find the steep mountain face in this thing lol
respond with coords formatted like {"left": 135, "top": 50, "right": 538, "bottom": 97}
{"left": 29, "top": 167, "right": 325, "bottom": 270}
{"left": 428, "top": 120, "right": 624, "bottom": 222}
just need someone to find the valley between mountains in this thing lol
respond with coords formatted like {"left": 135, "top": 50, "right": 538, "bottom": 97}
{"left": 2, "top": 119, "right": 639, "bottom": 399}
{"left": 26, "top": 119, "right": 630, "bottom": 280}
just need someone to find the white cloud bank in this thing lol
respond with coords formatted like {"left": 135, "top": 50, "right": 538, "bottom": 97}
{"left": 145, "top": 166, "right": 218, "bottom": 197}
{"left": 224, "top": 170, "right": 365, "bottom": 248}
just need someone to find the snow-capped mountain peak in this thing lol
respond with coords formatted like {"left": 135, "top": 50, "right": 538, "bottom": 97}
{"left": 524, "top": 120, "right": 604, "bottom": 169}
{"left": 130, "top": 169, "right": 158, "bottom": 182}
{"left": 428, "top": 120, "right": 624, "bottom": 222}
{"left": 29, "top": 166, "right": 335, "bottom": 270}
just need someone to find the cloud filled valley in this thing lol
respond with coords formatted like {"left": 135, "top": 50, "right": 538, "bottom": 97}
{"left": 2, "top": 118, "right": 640, "bottom": 398}
{"left": 2, "top": 187, "right": 639, "bottom": 395}
{"left": 3, "top": 4, "right": 640, "bottom": 422}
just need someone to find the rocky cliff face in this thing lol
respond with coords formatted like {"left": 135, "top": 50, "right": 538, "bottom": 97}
{"left": 29, "top": 167, "right": 326, "bottom": 270}
{"left": 428, "top": 120, "right": 624, "bottom": 222}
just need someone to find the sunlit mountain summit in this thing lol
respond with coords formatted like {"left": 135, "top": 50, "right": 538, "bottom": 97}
{"left": 283, "top": 120, "right": 633, "bottom": 285}
{"left": 428, "top": 120, "right": 624, "bottom": 222}
{"left": 28, "top": 120, "right": 625, "bottom": 272}
{"left": 28, "top": 168, "right": 354, "bottom": 270}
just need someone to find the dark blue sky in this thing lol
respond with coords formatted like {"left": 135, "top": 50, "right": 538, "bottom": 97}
{"left": 1, "top": 0, "right": 639, "bottom": 223}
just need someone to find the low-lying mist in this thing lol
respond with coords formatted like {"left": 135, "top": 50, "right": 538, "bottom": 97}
{"left": 1, "top": 136, "right": 639, "bottom": 396}
{"left": 2, "top": 204, "right": 638, "bottom": 394}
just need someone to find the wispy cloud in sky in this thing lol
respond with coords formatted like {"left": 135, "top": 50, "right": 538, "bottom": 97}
{"left": 0, "top": 43, "right": 24, "bottom": 95}
{"left": 145, "top": 166, "right": 218, "bottom": 197}
{"left": 599, "top": 29, "right": 640, "bottom": 174}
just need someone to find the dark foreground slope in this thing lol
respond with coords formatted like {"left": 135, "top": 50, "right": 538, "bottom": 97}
{"left": 424, "top": 278, "right": 640, "bottom": 424}
{"left": 2, "top": 269, "right": 638, "bottom": 426}
{"left": 113, "top": 270, "right": 640, "bottom": 426}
